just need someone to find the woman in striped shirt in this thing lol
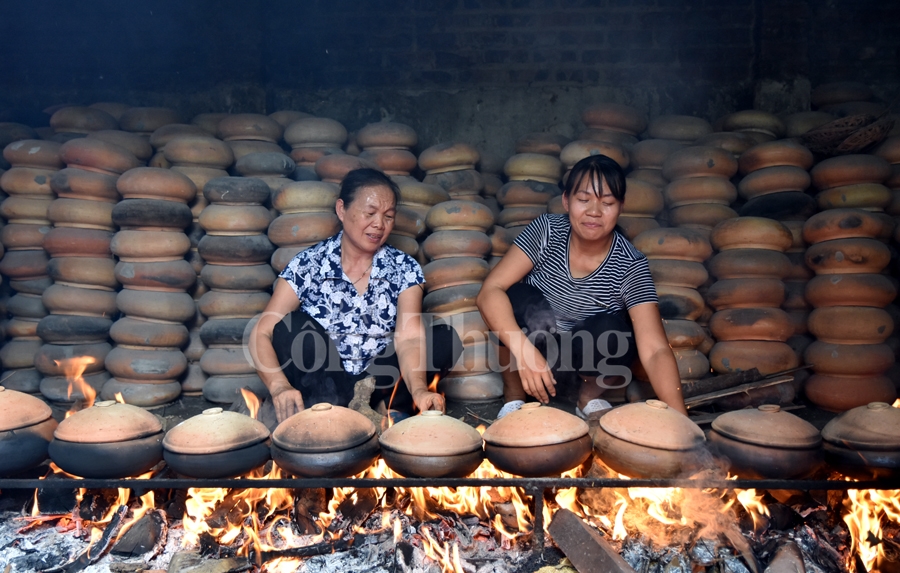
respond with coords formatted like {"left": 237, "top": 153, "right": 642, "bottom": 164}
{"left": 477, "top": 154, "right": 687, "bottom": 419}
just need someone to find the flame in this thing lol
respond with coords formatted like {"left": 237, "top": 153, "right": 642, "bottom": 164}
{"left": 736, "top": 489, "right": 770, "bottom": 531}
{"left": 241, "top": 387, "right": 261, "bottom": 420}
{"left": 56, "top": 356, "right": 98, "bottom": 415}
{"left": 844, "top": 488, "right": 900, "bottom": 571}
{"left": 893, "top": 398, "right": 900, "bottom": 408}
{"left": 427, "top": 373, "right": 440, "bottom": 393}
{"left": 113, "top": 392, "right": 126, "bottom": 404}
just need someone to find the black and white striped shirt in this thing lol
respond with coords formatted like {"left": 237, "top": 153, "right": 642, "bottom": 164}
{"left": 514, "top": 214, "right": 658, "bottom": 332}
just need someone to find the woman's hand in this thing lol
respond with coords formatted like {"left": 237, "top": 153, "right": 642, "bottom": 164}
{"left": 515, "top": 341, "right": 557, "bottom": 403}
{"left": 412, "top": 388, "right": 445, "bottom": 413}
{"left": 271, "top": 384, "right": 305, "bottom": 423}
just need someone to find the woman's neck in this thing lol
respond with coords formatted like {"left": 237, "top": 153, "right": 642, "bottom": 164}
{"left": 340, "top": 234, "right": 375, "bottom": 268}
{"left": 568, "top": 229, "right": 615, "bottom": 277}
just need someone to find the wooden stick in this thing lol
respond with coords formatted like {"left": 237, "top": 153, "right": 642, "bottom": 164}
{"left": 685, "top": 375, "right": 794, "bottom": 408}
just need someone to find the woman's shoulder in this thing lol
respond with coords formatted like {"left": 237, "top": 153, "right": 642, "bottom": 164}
{"left": 378, "top": 244, "right": 423, "bottom": 276}
{"left": 612, "top": 231, "right": 649, "bottom": 264}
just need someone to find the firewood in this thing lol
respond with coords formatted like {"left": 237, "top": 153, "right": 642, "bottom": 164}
{"left": 44, "top": 505, "right": 129, "bottom": 573}
{"left": 763, "top": 541, "right": 805, "bottom": 573}
{"left": 548, "top": 508, "right": 636, "bottom": 573}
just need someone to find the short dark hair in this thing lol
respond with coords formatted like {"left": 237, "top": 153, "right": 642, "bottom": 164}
{"left": 563, "top": 154, "right": 626, "bottom": 202}
{"left": 339, "top": 168, "right": 401, "bottom": 206}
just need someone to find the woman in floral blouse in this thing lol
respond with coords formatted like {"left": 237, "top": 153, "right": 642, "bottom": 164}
{"left": 250, "top": 169, "right": 460, "bottom": 423}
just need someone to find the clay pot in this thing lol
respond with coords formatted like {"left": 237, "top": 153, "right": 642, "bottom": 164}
{"left": 418, "top": 143, "right": 480, "bottom": 174}
{"left": 503, "top": 153, "right": 563, "bottom": 184}
{"left": 50, "top": 167, "right": 119, "bottom": 201}
{"left": 284, "top": 118, "right": 348, "bottom": 150}
{"left": 1, "top": 196, "right": 53, "bottom": 223}
{"left": 581, "top": 103, "right": 647, "bottom": 134}
{"left": 661, "top": 146, "right": 738, "bottom": 181}
{"left": 515, "top": 132, "right": 570, "bottom": 156}
{"left": 36, "top": 315, "right": 113, "bottom": 344}
{"left": 117, "top": 289, "right": 195, "bottom": 323}
{"left": 163, "top": 135, "right": 234, "bottom": 169}
{"left": 4, "top": 140, "right": 63, "bottom": 169}
{"left": 648, "top": 259, "right": 708, "bottom": 289}
{"left": 709, "top": 341, "right": 799, "bottom": 375}
{"left": 738, "top": 139, "right": 814, "bottom": 173}
{"left": 423, "top": 257, "right": 489, "bottom": 292}
{"left": 806, "top": 341, "right": 894, "bottom": 376}
{"left": 805, "top": 273, "right": 896, "bottom": 308}
{"left": 33, "top": 342, "right": 111, "bottom": 376}
{"left": 803, "top": 208, "right": 883, "bottom": 245}
{"left": 710, "top": 217, "right": 792, "bottom": 252}
{"left": 816, "top": 183, "right": 893, "bottom": 211}
{"left": 356, "top": 121, "right": 417, "bottom": 149}
{"left": 40, "top": 372, "right": 109, "bottom": 403}
{"left": 0, "top": 167, "right": 56, "bottom": 196}
{"left": 668, "top": 204, "right": 739, "bottom": 230}
{"left": 805, "top": 374, "right": 896, "bottom": 413}
{"left": 738, "top": 166, "right": 811, "bottom": 200}
{"left": 8, "top": 293, "right": 49, "bottom": 319}
{"left": 695, "top": 132, "right": 759, "bottom": 157}
{"left": 808, "top": 306, "right": 893, "bottom": 344}
{"left": 709, "top": 405, "right": 822, "bottom": 479}
{"left": 198, "top": 234, "right": 275, "bottom": 265}
{"left": 663, "top": 177, "right": 737, "bottom": 207}
{"left": 630, "top": 139, "right": 686, "bottom": 169}
{"left": 822, "top": 402, "right": 900, "bottom": 477}
{"left": 422, "top": 230, "right": 492, "bottom": 260}
{"left": 0, "top": 386, "right": 58, "bottom": 476}
{"left": 198, "top": 291, "right": 270, "bottom": 319}
{"left": 163, "top": 408, "right": 270, "bottom": 478}
{"left": 426, "top": 200, "right": 494, "bottom": 232}
{"left": 216, "top": 114, "right": 282, "bottom": 143}
{"left": 559, "top": 140, "right": 629, "bottom": 170}
{"left": 47, "top": 198, "right": 115, "bottom": 230}
{"left": 709, "top": 249, "right": 791, "bottom": 280}
{"left": 592, "top": 400, "right": 706, "bottom": 478}
{"left": 805, "top": 238, "right": 890, "bottom": 275}
{"left": 112, "top": 229, "right": 191, "bottom": 261}
{"left": 271, "top": 403, "right": 379, "bottom": 478}
{"left": 200, "top": 264, "right": 276, "bottom": 291}
{"left": 380, "top": 410, "right": 484, "bottom": 478}
{"left": 267, "top": 212, "right": 341, "bottom": 246}
{"left": 656, "top": 285, "right": 705, "bottom": 320}
{"left": 118, "top": 107, "right": 180, "bottom": 135}
{"left": 41, "top": 283, "right": 117, "bottom": 317}
{"left": 87, "top": 130, "right": 153, "bottom": 162}
{"left": 437, "top": 372, "right": 504, "bottom": 402}
{"left": 647, "top": 115, "right": 713, "bottom": 142}
{"left": 49, "top": 106, "right": 118, "bottom": 134}
{"left": 811, "top": 154, "right": 891, "bottom": 190}
{"left": 59, "top": 138, "right": 141, "bottom": 175}
{"left": 110, "top": 317, "right": 189, "bottom": 348}
{"left": 116, "top": 167, "right": 197, "bottom": 203}
{"left": 423, "top": 283, "right": 481, "bottom": 315}
{"left": 200, "top": 204, "right": 274, "bottom": 235}
{"left": 112, "top": 200, "right": 193, "bottom": 232}
{"left": 721, "top": 110, "right": 785, "bottom": 139}
{"left": 105, "top": 347, "right": 187, "bottom": 381}
{"left": 0, "top": 339, "right": 43, "bottom": 369}
{"left": 709, "top": 308, "right": 794, "bottom": 342}
{"left": 49, "top": 400, "right": 163, "bottom": 478}
{"left": 482, "top": 403, "right": 591, "bottom": 477}
{"left": 423, "top": 169, "right": 484, "bottom": 197}
{"left": 632, "top": 227, "right": 712, "bottom": 262}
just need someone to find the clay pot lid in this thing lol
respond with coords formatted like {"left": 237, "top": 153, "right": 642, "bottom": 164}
{"left": 0, "top": 386, "right": 52, "bottom": 432}
{"left": 54, "top": 400, "right": 162, "bottom": 444}
{"left": 482, "top": 403, "right": 589, "bottom": 448}
{"left": 599, "top": 400, "right": 705, "bottom": 450}
{"left": 380, "top": 410, "right": 483, "bottom": 456}
{"left": 273, "top": 403, "right": 376, "bottom": 453}
{"left": 712, "top": 405, "right": 821, "bottom": 449}
{"left": 822, "top": 402, "right": 900, "bottom": 451}
{"left": 163, "top": 408, "right": 269, "bottom": 455}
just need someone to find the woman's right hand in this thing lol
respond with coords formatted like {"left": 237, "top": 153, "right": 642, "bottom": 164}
{"left": 515, "top": 342, "right": 556, "bottom": 404}
{"left": 271, "top": 385, "right": 305, "bottom": 423}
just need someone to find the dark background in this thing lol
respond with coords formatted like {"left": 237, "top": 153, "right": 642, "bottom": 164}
{"left": 1, "top": 0, "right": 898, "bottom": 155}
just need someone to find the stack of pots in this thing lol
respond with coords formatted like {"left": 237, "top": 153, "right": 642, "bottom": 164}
{"left": 419, "top": 143, "right": 484, "bottom": 203}
{"left": 629, "top": 138, "right": 687, "bottom": 192}
{"left": 356, "top": 122, "right": 419, "bottom": 185}
{"left": 514, "top": 132, "right": 570, "bottom": 159}
{"left": 736, "top": 139, "right": 816, "bottom": 222}
{"left": 0, "top": 140, "right": 61, "bottom": 394}
{"left": 617, "top": 176, "right": 665, "bottom": 241}
{"left": 48, "top": 106, "right": 118, "bottom": 141}
{"left": 661, "top": 145, "right": 739, "bottom": 235}
{"left": 148, "top": 124, "right": 209, "bottom": 167}
{"left": 706, "top": 218, "right": 799, "bottom": 382}
{"left": 497, "top": 154, "right": 562, "bottom": 239}
{"left": 479, "top": 150, "right": 510, "bottom": 217}
{"left": 802, "top": 209, "right": 897, "bottom": 411}
{"left": 88, "top": 130, "right": 154, "bottom": 166}
{"left": 811, "top": 154, "right": 892, "bottom": 213}
{"left": 283, "top": 117, "right": 348, "bottom": 177}
{"left": 694, "top": 131, "right": 758, "bottom": 162}
{"left": 118, "top": 107, "right": 180, "bottom": 141}
{"left": 314, "top": 154, "right": 374, "bottom": 186}
{"left": 103, "top": 167, "right": 197, "bottom": 407}
{"left": 393, "top": 182, "right": 449, "bottom": 263}
{"left": 162, "top": 135, "right": 236, "bottom": 395}
{"left": 35, "top": 139, "right": 141, "bottom": 405}
{"left": 235, "top": 150, "right": 296, "bottom": 196}
{"left": 632, "top": 228, "right": 714, "bottom": 388}
{"left": 217, "top": 113, "right": 285, "bottom": 165}
{"left": 268, "top": 181, "right": 341, "bottom": 272}
{"left": 559, "top": 139, "right": 629, "bottom": 188}
{"left": 197, "top": 177, "right": 274, "bottom": 404}
{"left": 423, "top": 200, "right": 501, "bottom": 402}
{"left": 579, "top": 103, "right": 647, "bottom": 149}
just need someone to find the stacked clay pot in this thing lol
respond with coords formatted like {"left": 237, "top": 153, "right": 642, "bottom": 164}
{"left": 478, "top": 150, "right": 508, "bottom": 217}
{"left": 497, "top": 154, "right": 562, "bottom": 239}
{"left": 283, "top": 117, "right": 348, "bottom": 175}
{"left": 87, "top": 130, "right": 154, "bottom": 166}
{"left": 694, "top": 131, "right": 758, "bottom": 161}
{"left": 35, "top": 139, "right": 142, "bottom": 405}
{"left": 633, "top": 228, "right": 714, "bottom": 386}
{"left": 420, "top": 143, "right": 484, "bottom": 202}
{"left": 118, "top": 107, "right": 180, "bottom": 140}
{"left": 0, "top": 140, "right": 61, "bottom": 394}
{"left": 661, "top": 145, "right": 739, "bottom": 235}
{"left": 487, "top": 225, "right": 512, "bottom": 269}
{"left": 514, "top": 132, "right": 570, "bottom": 159}
{"left": 198, "top": 177, "right": 274, "bottom": 404}
{"left": 393, "top": 182, "right": 449, "bottom": 263}
{"left": 781, "top": 219, "right": 814, "bottom": 356}
{"left": 191, "top": 113, "right": 229, "bottom": 136}
{"left": 811, "top": 154, "right": 892, "bottom": 213}
{"left": 647, "top": 115, "right": 713, "bottom": 145}
{"left": 802, "top": 209, "right": 897, "bottom": 411}
{"left": 356, "top": 122, "right": 419, "bottom": 185}
{"left": 314, "top": 154, "right": 375, "bottom": 186}
{"left": 629, "top": 138, "right": 685, "bottom": 192}
{"left": 706, "top": 217, "right": 798, "bottom": 377}
{"left": 718, "top": 110, "right": 786, "bottom": 145}
{"left": 236, "top": 151, "right": 296, "bottom": 195}
{"left": 210, "top": 113, "right": 278, "bottom": 158}
{"left": 873, "top": 137, "right": 900, "bottom": 219}
{"left": 579, "top": 102, "right": 647, "bottom": 149}
{"left": 48, "top": 106, "right": 118, "bottom": 140}
{"left": 423, "top": 199, "right": 501, "bottom": 402}
{"left": 559, "top": 138, "right": 629, "bottom": 184}
{"left": 103, "top": 167, "right": 197, "bottom": 407}
{"left": 618, "top": 176, "right": 665, "bottom": 240}
{"left": 736, "top": 139, "right": 816, "bottom": 222}
{"left": 268, "top": 181, "right": 341, "bottom": 272}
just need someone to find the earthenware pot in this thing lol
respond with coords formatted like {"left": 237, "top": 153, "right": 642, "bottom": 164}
{"left": 0, "top": 386, "right": 58, "bottom": 476}
{"left": 822, "top": 402, "right": 900, "bottom": 477}
{"left": 380, "top": 410, "right": 483, "bottom": 478}
{"left": 482, "top": 403, "right": 591, "bottom": 477}
{"left": 163, "top": 407, "right": 270, "bottom": 478}
{"left": 49, "top": 400, "right": 163, "bottom": 478}
{"left": 709, "top": 405, "right": 822, "bottom": 478}
{"left": 271, "top": 403, "right": 380, "bottom": 478}
{"left": 592, "top": 400, "right": 706, "bottom": 478}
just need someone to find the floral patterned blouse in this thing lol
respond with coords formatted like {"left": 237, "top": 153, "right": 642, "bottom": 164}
{"left": 279, "top": 231, "right": 425, "bottom": 375}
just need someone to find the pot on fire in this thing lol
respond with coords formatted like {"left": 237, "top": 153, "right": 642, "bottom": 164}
{"left": 821, "top": 401, "right": 900, "bottom": 478}
{"left": 379, "top": 410, "right": 484, "bottom": 478}
{"left": 0, "top": 386, "right": 58, "bottom": 476}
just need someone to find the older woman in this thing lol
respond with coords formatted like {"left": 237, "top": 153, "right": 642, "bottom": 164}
{"left": 250, "top": 168, "right": 461, "bottom": 423}
{"left": 477, "top": 154, "right": 687, "bottom": 419}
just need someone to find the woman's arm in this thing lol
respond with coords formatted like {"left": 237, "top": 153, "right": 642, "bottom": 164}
{"left": 476, "top": 246, "right": 558, "bottom": 403}
{"left": 628, "top": 303, "right": 688, "bottom": 415}
{"left": 394, "top": 284, "right": 444, "bottom": 412}
{"left": 249, "top": 278, "right": 304, "bottom": 423}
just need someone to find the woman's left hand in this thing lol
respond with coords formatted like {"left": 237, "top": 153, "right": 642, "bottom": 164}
{"left": 412, "top": 389, "right": 446, "bottom": 413}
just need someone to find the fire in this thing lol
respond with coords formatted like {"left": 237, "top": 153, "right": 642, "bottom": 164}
{"left": 843, "top": 488, "right": 900, "bottom": 572}
{"left": 113, "top": 392, "right": 126, "bottom": 404}
{"left": 736, "top": 488, "right": 770, "bottom": 531}
{"left": 241, "top": 387, "right": 261, "bottom": 420}
{"left": 893, "top": 398, "right": 900, "bottom": 408}
{"left": 56, "top": 356, "right": 98, "bottom": 415}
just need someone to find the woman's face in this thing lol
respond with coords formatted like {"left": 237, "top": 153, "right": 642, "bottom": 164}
{"left": 336, "top": 184, "right": 397, "bottom": 254}
{"left": 562, "top": 174, "right": 622, "bottom": 243}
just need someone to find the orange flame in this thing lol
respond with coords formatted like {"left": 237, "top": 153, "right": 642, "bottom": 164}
{"left": 56, "top": 356, "right": 98, "bottom": 415}
{"left": 844, "top": 488, "right": 900, "bottom": 572}
{"left": 113, "top": 392, "right": 126, "bottom": 404}
{"left": 241, "top": 388, "right": 261, "bottom": 420}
